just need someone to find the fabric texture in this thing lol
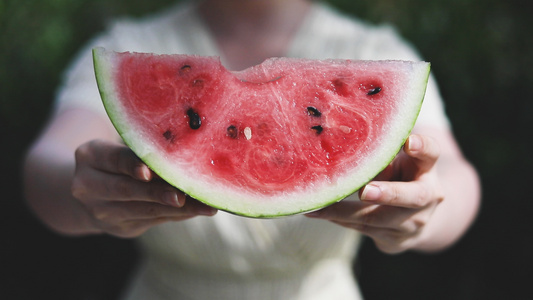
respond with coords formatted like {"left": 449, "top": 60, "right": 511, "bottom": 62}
{"left": 54, "top": 1, "right": 451, "bottom": 299}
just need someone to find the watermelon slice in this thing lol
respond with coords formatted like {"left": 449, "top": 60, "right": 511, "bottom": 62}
{"left": 92, "top": 47, "right": 429, "bottom": 218}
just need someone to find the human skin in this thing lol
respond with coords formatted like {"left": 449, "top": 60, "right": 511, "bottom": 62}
{"left": 306, "top": 129, "right": 481, "bottom": 254}
{"left": 23, "top": 0, "right": 480, "bottom": 252}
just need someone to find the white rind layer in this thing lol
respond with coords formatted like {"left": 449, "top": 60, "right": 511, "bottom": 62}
{"left": 93, "top": 47, "right": 429, "bottom": 218}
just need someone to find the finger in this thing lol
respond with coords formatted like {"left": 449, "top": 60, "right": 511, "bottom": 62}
{"left": 113, "top": 204, "right": 218, "bottom": 238}
{"left": 306, "top": 199, "right": 416, "bottom": 232}
{"left": 404, "top": 134, "right": 440, "bottom": 173}
{"left": 331, "top": 219, "right": 403, "bottom": 239}
{"left": 93, "top": 200, "right": 217, "bottom": 224}
{"left": 102, "top": 214, "right": 200, "bottom": 238}
{"left": 77, "top": 140, "right": 152, "bottom": 182}
{"left": 307, "top": 201, "right": 423, "bottom": 246}
{"left": 103, "top": 176, "right": 185, "bottom": 206}
{"left": 119, "top": 215, "right": 199, "bottom": 237}
{"left": 129, "top": 199, "right": 217, "bottom": 219}
{"left": 330, "top": 218, "right": 414, "bottom": 254}
{"left": 73, "top": 167, "right": 185, "bottom": 206}
{"left": 360, "top": 181, "right": 438, "bottom": 209}
{"left": 305, "top": 200, "right": 386, "bottom": 225}
{"left": 173, "top": 196, "right": 219, "bottom": 217}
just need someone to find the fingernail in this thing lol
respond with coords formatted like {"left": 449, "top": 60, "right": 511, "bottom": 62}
{"left": 408, "top": 135, "right": 422, "bottom": 152}
{"left": 305, "top": 210, "right": 321, "bottom": 218}
{"left": 199, "top": 206, "right": 217, "bottom": 216}
{"left": 177, "top": 193, "right": 186, "bottom": 207}
{"left": 163, "top": 191, "right": 180, "bottom": 207}
{"left": 361, "top": 183, "right": 382, "bottom": 201}
{"left": 136, "top": 165, "right": 151, "bottom": 181}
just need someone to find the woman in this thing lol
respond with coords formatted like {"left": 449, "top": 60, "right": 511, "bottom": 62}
{"left": 23, "top": 0, "right": 480, "bottom": 299}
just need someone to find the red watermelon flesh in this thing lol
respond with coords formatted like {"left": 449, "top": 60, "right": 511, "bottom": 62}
{"left": 93, "top": 48, "right": 430, "bottom": 217}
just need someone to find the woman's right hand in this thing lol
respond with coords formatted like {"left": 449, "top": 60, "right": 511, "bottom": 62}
{"left": 71, "top": 139, "right": 217, "bottom": 238}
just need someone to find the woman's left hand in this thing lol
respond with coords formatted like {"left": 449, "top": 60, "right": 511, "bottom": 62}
{"left": 305, "top": 134, "right": 444, "bottom": 254}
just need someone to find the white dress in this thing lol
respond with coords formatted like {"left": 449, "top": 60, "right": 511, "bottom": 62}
{"left": 54, "top": 2, "right": 450, "bottom": 299}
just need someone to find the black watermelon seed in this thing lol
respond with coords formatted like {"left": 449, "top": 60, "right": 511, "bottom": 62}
{"left": 192, "top": 79, "right": 204, "bottom": 87}
{"left": 307, "top": 106, "right": 322, "bottom": 117}
{"left": 181, "top": 65, "right": 191, "bottom": 72}
{"left": 179, "top": 65, "right": 192, "bottom": 76}
{"left": 330, "top": 78, "right": 350, "bottom": 97}
{"left": 187, "top": 108, "right": 201, "bottom": 129}
{"left": 163, "top": 130, "right": 174, "bottom": 141}
{"left": 311, "top": 125, "right": 323, "bottom": 134}
{"left": 367, "top": 87, "right": 382, "bottom": 95}
{"left": 227, "top": 125, "right": 238, "bottom": 139}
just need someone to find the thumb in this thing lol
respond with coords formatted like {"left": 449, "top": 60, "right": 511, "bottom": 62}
{"left": 404, "top": 134, "right": 440, "bottom": 173}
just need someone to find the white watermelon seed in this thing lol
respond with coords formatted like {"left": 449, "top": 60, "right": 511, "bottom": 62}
{"left": 340, "top": 125, "right": 352, "bottom": 134}
{"left": 244, "top": 127, "right": 252, "bottom": 140}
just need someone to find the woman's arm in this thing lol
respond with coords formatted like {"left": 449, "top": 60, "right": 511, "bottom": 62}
{"left": 23, "top": 108, "right": 217, "bottom": 238}
{"left": 306, "top": 127, "right": 481, "bottom": 254}
{"left": 405, "top": 127, "right": 480, "bottom": 252}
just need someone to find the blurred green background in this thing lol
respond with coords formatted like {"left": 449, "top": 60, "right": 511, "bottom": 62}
{"left": 1, "top": 0, "right": 532, "bottom": 299}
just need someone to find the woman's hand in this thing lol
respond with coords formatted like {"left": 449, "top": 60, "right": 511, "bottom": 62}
{"left": 71, "top": 139, "right": 217, "bottom": 238}
{"left": 306, "top": 134, "right": 445, "bottom": 254}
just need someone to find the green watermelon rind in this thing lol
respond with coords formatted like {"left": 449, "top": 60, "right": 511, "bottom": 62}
{"left": 93, "top": 47, "right": 429, "bottom": 218}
